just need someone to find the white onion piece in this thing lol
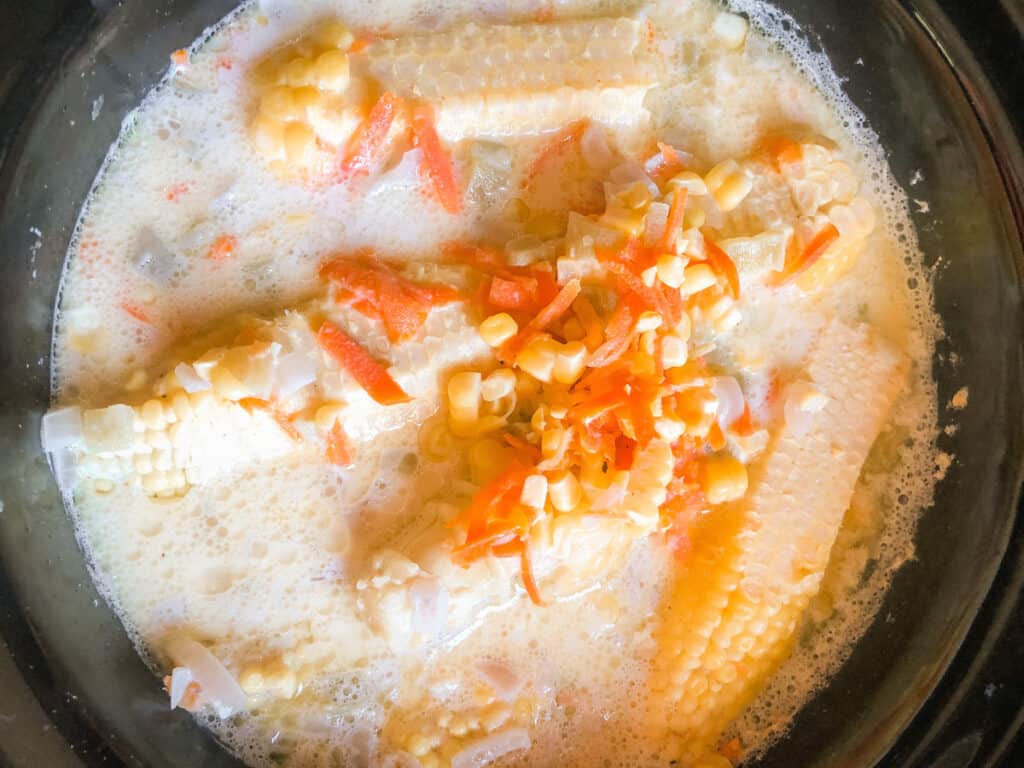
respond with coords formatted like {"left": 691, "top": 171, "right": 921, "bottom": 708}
{"left": 41, "top": 406, "right": 82, "bottom": 452}
{"left": 643, "top": 201, "right": 670, "bottom": 248}
{"left": 580, "top": 122, "right": 614, "bottom": 170}
{"left": 373, "top": 148, "right": 423, "bottom": 194}
{"left": 48, "top": 447, "right": 79, "bottom": 494}
{"left": 713, "top": 377, "right": 745, "bottom": 428}
{"left": 475, "top": 660, "right": 523, "bottom": 701}
{"left": 274, "top": 352, "right": 318, "bottom": 398}
{"left": 168, "top": 666, "right": 193, "bottom": 710}
{"left": 586, "top": 473, "right": 629, "bottom": 511}
{"left": 133, "top": 227, "right": 178, "bottom": 285}
{"left": 608, "top": 161, "right": 659, "bottom": 196}
{"left": 174, "top": 363, "right": 211, "bottom": 393}
{"left": 165, "top": 637, "right": 247, "bottom": 718}
{"left": 409, "top": 576, "right": 448, "bottom": 638}
{"left": 451, "top": 728, "right": 531, "bottom": 768}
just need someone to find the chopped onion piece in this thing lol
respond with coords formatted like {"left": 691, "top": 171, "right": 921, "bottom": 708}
{"left": 475, "top": 660, "right": 523, "bottom": 701}
{"left": 409, "top": 576, "right": 448, "bottom": 638}
{"left": 585, "top": 472, "right": 629, "bottom": 511}
{"left": 168, "top": 666, "right": 193, "bottom": 710}
{"left": 274, "top": 352, "right": 318, "bottom": 398}
{"left": 41, "top": 406, "right": 82, "bottom": 452}
{"left": 713, "top": 376, "right": 745, "bottom": 428}
{"left": 608, "top": 161, "right": 658, "bottom": 197}
{"left": 580, "top": 122, "right": 614, "bottom": 170}
{"left": 165, "top": 637, "right": 247, "bottom": 718}
{"left": 451, "top": 728, "right": 531, "bottom": 768}
{"left": 643, "top": 201, "right": 670, "bottom": 248}
{"left": 133, "top": 227, "right": 178, "bottom": 285}
{"left": 174, "top": 363, "right": 212, "bottom": 393}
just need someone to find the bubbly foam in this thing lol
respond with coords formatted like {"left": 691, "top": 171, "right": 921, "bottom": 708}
{"left": 53, "top": 0, "right": 941, "bottom": 765}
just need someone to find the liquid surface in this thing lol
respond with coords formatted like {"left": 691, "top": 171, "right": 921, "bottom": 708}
{"left": 49, "top": 1, "right": 940, "bottom": 766}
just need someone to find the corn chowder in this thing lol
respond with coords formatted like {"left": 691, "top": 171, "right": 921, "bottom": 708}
{"left": 44, "top": 1, "right": 939, "bottom": 766}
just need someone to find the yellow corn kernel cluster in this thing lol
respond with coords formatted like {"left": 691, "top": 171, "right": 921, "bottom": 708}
{"left": 446, "top": 369, "right": 519, "bottom": 437}
{"left": 384, "top": 690, "right": 541, "bottom": 768}
{"left": 515, "top": 336, "right": 587, "bottom": 385}
{"left": 704, "top": 159, "right": 753, "bottom": 213}
{"left": 647, "top": 321, "right": 908, "bottom": 762}
{"left": 249, "top": 20, "right": 361, "bottom": 172}
{"left": 366, "top": 16, "right": 659, "bottom": 140}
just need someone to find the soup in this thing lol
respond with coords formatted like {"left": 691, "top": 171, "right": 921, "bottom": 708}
{"left": 42, "top": 1, "right": 940, "bottom": 766}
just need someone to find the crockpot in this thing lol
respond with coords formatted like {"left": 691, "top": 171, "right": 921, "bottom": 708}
{"left": 0, "top": 1, "right": 1021, "bottom": 766}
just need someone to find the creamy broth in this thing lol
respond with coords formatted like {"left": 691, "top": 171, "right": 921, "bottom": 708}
{"left": 47, "top": 1, "right": 940, "bottom": 766}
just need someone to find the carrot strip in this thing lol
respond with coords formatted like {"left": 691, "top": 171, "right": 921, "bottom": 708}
{"left": 704, "top": 239, "right": 741, "bottom": 299}
{"left": 412, "top": 104, "right": 462, "bottom": 214}
{"left": 338, "top": 92, "right": 401, "bottom": 182}
{"left": 238, "top": 398, "right": 304, "bottom": 442}
{"left": 348, "top": 35, "right": 377, "bottom": 54}
{"left": 586, "top": 297, "right": 638, "bottom": 369}
{"left": 774, "top": 223, "right": 840, "bottom": 286}
{"left": 503, "top": 433, "right": 542, "bottom": 462}
{"left": 572, "top": 295, "right": 604, "bottom": 351}
{"left": 326, "top": 422, "right": 353, "bottom": 466}
{"left": 519, "top": 545, "right": 545, "bottom": 606}
{"left": 317, "top": 321, "right": 411, "bottom": 405}
{"left": 658, "top": 187, "right": 688, "bottom": 253}
{"left": 614, "top": 435, "right": 637, "bottom": 470}
{"left": 206, "top": 234, "right": 237, "bottom": 262}
{"left": 498, "top": 279, "right": 581, "bottom": 363}
{"left": 121, "top": 302, "right": 151, "bottom": 324}
{"left": 525, "top": 120, "right": 587, "bottom": 181}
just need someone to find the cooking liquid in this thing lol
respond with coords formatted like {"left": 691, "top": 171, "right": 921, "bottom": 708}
{"left": 52, "top": 0, "right": 941, "bottom": 765}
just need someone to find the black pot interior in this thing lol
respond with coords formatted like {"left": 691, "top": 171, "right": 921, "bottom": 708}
{"left": 0, "top": 1, "right": 1020, "bottom": 766}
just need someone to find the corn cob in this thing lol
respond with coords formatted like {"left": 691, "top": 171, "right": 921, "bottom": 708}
{"left": 365, "top": 17, "right": 659, "bottom": 141}
{"left": 649, "top": 320, "right": 908, "bottom": 760}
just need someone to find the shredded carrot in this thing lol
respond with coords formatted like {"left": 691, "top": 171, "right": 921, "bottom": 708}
{"left": 503, "top": 433, "right": 541, "bottom": 462}
{"left": 658, "top": 187, "right": 688, "bottom": 253}
{"left": 170, "top": 49, "right": 188, "bottom": 67}
{"left": 488, "top": 275, "right": 538, "bottom": 311}
{"left": 704, "top": 239, "right": 741, "bottom": 299}
{"left": 321, "top": 257, "right": 460, "bottom": 343}
{"left": 519, "top": 545, "right": 544, "bottom": 606}
{"left": 317, "top": 321, "right": 411, "bottom": 405}
{"left": 525, "top": 120, "right": 587, "bottom": 181}
{"left": 348, "top": 35, "right": 376, "bottom": 54}
{"left": 733, "top": 403, "right": 755, "bottom": 436}
{"left": 326, "top": 421, "right": 353, "bottom": 466}
{"left": 412, "top": 104, "right": 462, "bottom": 215}
{"left": 720, "top": 738, "right": 744, "bottom": 763}
{"left": 614, "top": 435, "right": 637, "bottom": 470}
{"left": 338, "top": 91, "right": 401, "bottom": 182}
{"left": 206, "top": 234, "right": 238, "bottom": 262}
{"left": 759, "top": 136, "right": 803, "bottom": 169}
{"left": 572, "top": 294, "right": 604, "bottom": 351}
{"left": 120, "top": 302, "right": 151, "bottom": 324}
{"left": 498, "top": 279, "right": 581, "bottom": 363}
{"left": 165, "top": 182, "right": 189, "bottom": 201}
{"left": 773, "top": 223, "right": 840, "bottom": 286}
{"left": 586, "top": 296, "right": 638, "bottom": 368}
{"left": 238, "top": 398, "right": 305, "bottom": 442}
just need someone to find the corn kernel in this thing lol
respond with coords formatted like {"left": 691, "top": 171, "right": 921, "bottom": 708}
{"left": 655, "top": 418, "right": 686, "bottom": 443}
{"left": 479, "top": 313, "right": 518, "bottom": 347}
{"left": 541, "top": 426, "right": 566, "bottom": 458}
{"left": 481, "top": 368, "right": 516, "bottom": 402}
{"left": 600, "top": 205, "right": 646, "bottom": 237}
{"left": 448, "top": 371, "right": 482, "bottom": 425}
{"left": 516, "top": 338, "right": 558, "bottom": 383}
{"left": 285, "top": 57, "right": 315, "bottom": 86}
{"left": 683, "top": 204, "right": 706, "bottom": 230}
{"left": 313, "top": 20, "right": 355, "bottom": 50}
{"left": 209, "top": 365, "right": 248, "bottom": 400}
{"left": 480, "top": 702, "right": 512, "bottom": 732}
{"left": 468, "top": 438, "right": 509, "bottom": 486}
{"left": 520, "top": 474, "right": 548, "bottom": 508}
{"left": 291, "top": 85, "right": 323, "bottom": 112}
{"left": 407, "top": 733, "right": 434, "bottom": 758}
{"left": 548, "top": 470, "right": 583, "bottom": 512}
{"left": 284, "top": 121, "right": 315, "bottom": 166}
{"left": 641, "top": 265, "right": 658, "bottom": 287}
{"left": 314, "top": 49, "right": 350, "bottom": 91}
{"left": 260, "top": 86, "right": 298, "bottom": 121}
{"left": 681, "top": 263, "right": 717, "bottom": 295}
{"left": 125, "top": 369, "right": 148, "bottom": 391}
{"left": 656, "top": 254, "right": 687, "bottom": 288}
{"left": 561, "top": 316, "right": 586, "bottom": 341}
{"left": 619, "top": 181, "right": 652, "bottom": 210}
{"left": 661, "top": 334, "right": 688, "bottom": 368}
{"left": 552, "top": 340, "right": 587, "bottom": 385}
{"left": 712, "top": 11, "right": 748, "bottom": 49}
{"left": 140, "top": 399, "right": 166, "bottom": 430}
{"left": 702, "top": 454, "right": 749, "bottom": 504}
{"left": 705, "top": 159, "right": 752, "bottom": 212}
{"left": 667, "top": 170, "right": 709, "bottom": 196}
{"left": 635, "top": 311, "right": 663, "bottom": 333}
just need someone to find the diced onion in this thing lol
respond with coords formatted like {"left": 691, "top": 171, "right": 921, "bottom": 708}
{"left": 168, "top": 666, "right": 193, "bottom": 710}
{"left": 643, "top": 201, "right": 670, "bottom": 248}
{"left": 165, "top": 637, "right": 247, "bottom": 718}
{"left": 409, "top": 576, "right": 448, "bottom": 638}
{"left": 580, "top": 122, "right": 614, "bottom": 170}
{"left": 608, "top": 161, "right": 658, "bottom": 197}
{"left": 451, "top": 728, "right": 531, "bottom": 768}
{"left": 133, "top": 227, "right": 178, "bottom": 285}
{"left": 174, "top": 363, "right": 212, "bottom": 393}
{"left": 475, "top": 660, "right": 523, "bottom": 701}
{"left": 41, "top": 406, "right": 82, "bottom": 453}
{"left": 274, "top": 352, "right": 318, "bottom": 398}
{"left": 713, "top": 376, "right": 745, "bottom": 428}
{"left": 585, "top": 473, "right": 629, "bottom": 511}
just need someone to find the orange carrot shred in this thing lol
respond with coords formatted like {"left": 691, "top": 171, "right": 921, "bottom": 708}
{"left": 705, "top": 239, "right": 741, "bottom": 299}
{"left": 317, "top": 321, "right": 411, "bottom": 405}
{"left": 326, "top": 422, "right": 353, "bottom": 466}
{"left": 238, "top": 398, "right": 304, "bottom": 442}
{"left": 338, "top": 92, "right": 401, "bottom": 182}
{"left": 659, "top": 187, "right": 688, "bottom": 253}
{"left": 120, "top": 302, "right": 151, "bottom": 324}
{"left": 206, "top": 234, "right": 238, "bottom": 262}
{"left": 520, "top": 545, "right": 545, "bottom": 606}
{"left": 412, "top": 104, "right": 462, "bottom": 215}
{"left": 498, "top": 279, "right": 581, "bottom": 363}
{"left": 348, "top": 35, "right": 376, "bottom": 54}
{"left": 171, "top": 49, "right": 188, "bottom": 67}
{"left": 525, "top": 120, "right": 587, "bottom": 181}
{"left": 774, "top": 223, "right": 840, "bottom": 286}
